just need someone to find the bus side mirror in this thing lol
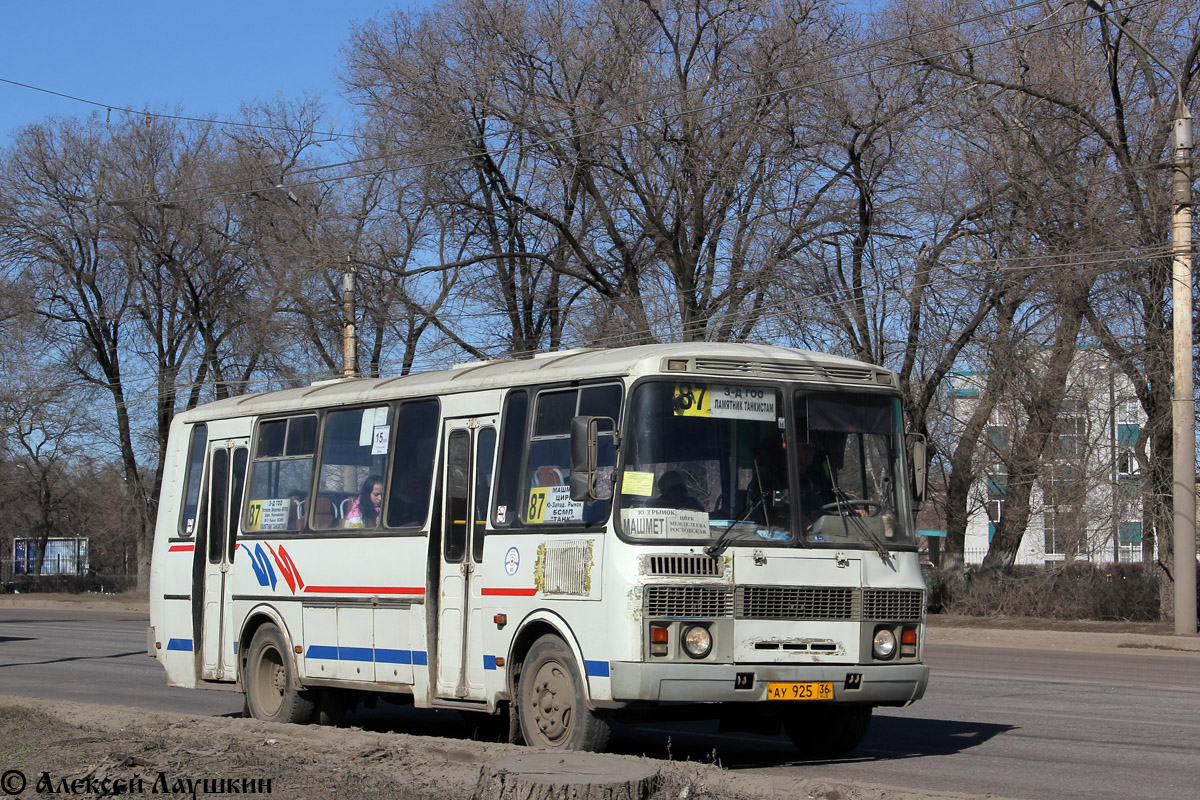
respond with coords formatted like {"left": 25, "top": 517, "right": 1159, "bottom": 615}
{"left": 909, "top": 435, "right": 928, "bottom": 511}
{"left": 570, "top": 415, "right": 615, "bottom": 502}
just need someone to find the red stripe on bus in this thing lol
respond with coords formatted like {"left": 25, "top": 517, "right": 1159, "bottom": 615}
{"left": 168, "top": 545, "right": 195, "bottom": 552}
{"left": 303, "top": 586, "right": 426, "bottom": 595}
{"left": 481, "top": 587, "right": 538, "bottom": 596}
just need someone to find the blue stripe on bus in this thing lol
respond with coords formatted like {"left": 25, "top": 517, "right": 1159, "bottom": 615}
{"left": 374, "top": 649, "right": 412, "bottom": 665}
{"left": 166, "top": 638, "right": 193, "bottom": 652}
{"left": 305, "top": 645, "right": 428, "bottom": 666}
{"left": 338, "top": 646, "right": 374, "bottom": 663}
{"left": 306, "top": 645, "right": 339, "bottom": 660}
{"left": 584, "top": 660, "right": 610, "bottom": 678}
{"left": 483, "top": 655, "right": 497, "bottom": 670}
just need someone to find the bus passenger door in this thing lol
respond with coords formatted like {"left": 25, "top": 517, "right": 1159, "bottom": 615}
{"left": 199, "top": 440, "right": 248, "bottom": 681}
{"left": 435, "top": 417, "right": 496, "bottom": 701}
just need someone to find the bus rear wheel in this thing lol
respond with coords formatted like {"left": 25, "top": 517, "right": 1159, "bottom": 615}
{"left": 783, "top": 704, "right": 872, "bottom": 759}
{"left": 244, "top": 623, "right": 314, "bottom": 724}
{"left": 517, "top": 635, "right": 610, "bottom": 751}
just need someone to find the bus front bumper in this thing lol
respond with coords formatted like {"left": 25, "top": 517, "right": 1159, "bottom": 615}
{"left": 609, "top": 661, "right": 929, "bottom": 705}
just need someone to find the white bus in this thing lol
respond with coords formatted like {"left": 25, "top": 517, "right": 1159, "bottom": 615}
{"left": 149, "top": 343, "right": 929, "bottom": 755}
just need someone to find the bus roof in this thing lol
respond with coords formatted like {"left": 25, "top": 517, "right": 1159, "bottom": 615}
{"left": 173, "top": 342, "right": 893, "bottom": 424}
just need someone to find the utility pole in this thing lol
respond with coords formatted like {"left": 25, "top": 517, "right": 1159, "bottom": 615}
{"left": 1169, "top": 104, "right": 1195, "bottom": 635}
{"left": 343, "top": 255, "right": 358, "bottom": 379}
{"left": 1085, "top": 1, "right": 1195, "bottom": 634}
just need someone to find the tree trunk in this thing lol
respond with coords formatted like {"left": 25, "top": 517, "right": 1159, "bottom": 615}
{"left": 472, "top": 753, "right": 660, "bottom": 800}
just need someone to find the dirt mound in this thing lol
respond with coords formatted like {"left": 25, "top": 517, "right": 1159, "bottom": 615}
{"left": 0, "top": 698, "right": 1005, "bottom": 800}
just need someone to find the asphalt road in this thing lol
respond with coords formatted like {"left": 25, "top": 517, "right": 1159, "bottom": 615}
{"left": 1, "top": 607, "right": 1196, "bottom": 800}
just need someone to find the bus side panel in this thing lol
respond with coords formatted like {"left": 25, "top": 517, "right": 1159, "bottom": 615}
{"left": 225, "top": 534, "right": 428, "bottom": 691}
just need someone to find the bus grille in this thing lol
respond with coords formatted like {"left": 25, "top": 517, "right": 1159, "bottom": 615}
{"left": 863, "top": 589, "right": 925, "bottom": 621}
{"left": 644, "top": 554, "right": 724, "bottom": 577}
{"left": 643, "top": 585, "right": 926, "bottom": 621}
{"left": 644, "top": 585, "right": 733, "bottom": 618}
{"left": 735, "top": 586, "right": 857, "bottom": 620}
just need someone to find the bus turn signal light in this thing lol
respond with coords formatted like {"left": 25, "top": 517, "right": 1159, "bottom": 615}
{"left": 650, "top": 624, "right": 669, "bottom": 656}
{"left": 901, "top": 626, "right": 918, "bottom": 657}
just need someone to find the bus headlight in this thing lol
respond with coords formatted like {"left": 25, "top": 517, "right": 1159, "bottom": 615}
{"left": 872, "top": 628, "right": 897, "bottom": 660}
{"left": 682, "top": 625, "right": 713, "bottom": 658}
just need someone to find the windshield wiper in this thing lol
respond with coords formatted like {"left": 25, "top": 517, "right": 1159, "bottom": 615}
{"left": 826, "top": 457, "right": 891, "bottom": 561}
{"left": 706, "top": 460, "right": 769, "bottom": 558}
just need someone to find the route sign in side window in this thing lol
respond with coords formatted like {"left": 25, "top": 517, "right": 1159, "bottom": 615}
{"left": 524, "top": 384, "right": 620, "bottom": 526}
{"left": 245, "top": 415, "right": 316, "bottom": 533}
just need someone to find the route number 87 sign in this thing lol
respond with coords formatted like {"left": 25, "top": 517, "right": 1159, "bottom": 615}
{"left": 673, "top": 384, "right": 776, "bottom": 421}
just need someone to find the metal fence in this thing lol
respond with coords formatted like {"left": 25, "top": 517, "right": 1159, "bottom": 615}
{"left": 0, "top": 557, "right": 135, "bottom": 594}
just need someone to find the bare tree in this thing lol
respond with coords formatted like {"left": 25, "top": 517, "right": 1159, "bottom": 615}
{"left": 898, "top": 0, "right": 1198, "bottom": 612}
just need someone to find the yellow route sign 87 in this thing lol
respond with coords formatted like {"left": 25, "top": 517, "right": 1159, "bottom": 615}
{"left": 672, "top": 384, "right": 711, "bottom": 417}
{"left": 673, "top": 384, "right": 775, "bottom": 421}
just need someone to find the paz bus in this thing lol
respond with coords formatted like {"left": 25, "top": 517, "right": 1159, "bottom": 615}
{"left": 148, "top": 343, "right": 929, "bottom": 755}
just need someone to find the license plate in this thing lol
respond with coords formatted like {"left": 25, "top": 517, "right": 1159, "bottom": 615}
{"left": 766, "top": 681, "right": 834, "bottom": 701}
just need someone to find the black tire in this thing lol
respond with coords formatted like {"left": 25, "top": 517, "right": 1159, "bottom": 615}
{"left": 783, "top": 705, "right": 872, "bottom": 759}
{"left": 517, "top": 635, "right": 610, "bottom": 751}
{"left": 243, "top": 623, "right": 314, "bottom": 724}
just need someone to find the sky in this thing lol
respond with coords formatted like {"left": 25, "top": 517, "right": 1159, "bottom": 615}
{"left": 0, "top": 1, "right": 433, "bottom": 146}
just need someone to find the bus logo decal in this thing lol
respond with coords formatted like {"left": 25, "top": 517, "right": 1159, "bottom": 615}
{"left": 265, "top": 543, "right": 305, "bottom": 593}
{"left": 504, "top": 547, "right": 520, "bottom": 576}
{"left": 246, "top": 544, "right": 277, "bottom": 591}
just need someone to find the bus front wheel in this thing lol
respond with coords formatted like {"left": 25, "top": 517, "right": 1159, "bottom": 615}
{"left": 783, "top": 704, "right": 872, "bottom": 759}
{"left": 517, "top": 635, "right": 610, "bottom": 751}
{"left": 244, "top": 623, "right": 314, "bottom": 724}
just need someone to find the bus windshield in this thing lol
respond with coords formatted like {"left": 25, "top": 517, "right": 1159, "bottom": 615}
{"left": 617, "top": 381, "right": 913, "bottom": 549}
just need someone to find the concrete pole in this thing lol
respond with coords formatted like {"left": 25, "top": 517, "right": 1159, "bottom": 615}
{"left": 342, "top": 263, "right": 357, "bottom": 379}
{"left": 1170, "top": 105, "right": 1197, "bottom": 635}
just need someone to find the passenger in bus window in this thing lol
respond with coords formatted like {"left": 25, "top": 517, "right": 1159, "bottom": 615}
{"left": 343, "top": 475, "right": 384, "bottom": 528}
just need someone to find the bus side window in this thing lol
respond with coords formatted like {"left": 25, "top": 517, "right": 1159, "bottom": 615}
{"left": 492, "top": 390, "right": 528, "bottom": 527}
{"left": 386, "top": 399, "right": 439, "bottom": 529}
{"left": 180, "top": 423, "right": 208, "bottom": 537}
{"left": 245, "top": 415, "right": 317, "bottom": 534}
{"left": 314, "top": 406, "right": 391, "bottom": 531}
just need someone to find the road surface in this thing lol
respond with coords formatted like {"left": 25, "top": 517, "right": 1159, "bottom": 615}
{"left": 1, "top": 606, "right": 1196, "bottom": 800}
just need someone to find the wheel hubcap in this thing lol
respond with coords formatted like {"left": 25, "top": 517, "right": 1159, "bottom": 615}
{"left": 252, "top": 646, "right": 285, "bottom": 717}
{"left": 529, "top": 659, "right": 573, "bottom": 745}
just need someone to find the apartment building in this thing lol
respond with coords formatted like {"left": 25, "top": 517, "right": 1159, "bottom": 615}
{"left": 948, "top": 350, "right": 1148, "bottom": 566}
